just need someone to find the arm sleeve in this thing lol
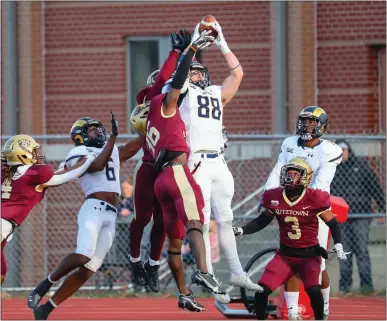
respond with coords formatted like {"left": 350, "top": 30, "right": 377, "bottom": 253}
{"left": 325, "top": 218, "right": 343, "bottom": 244}
{"left": 146, "top": 50, "right": 180, "bottom": 100}
{"left": 241, "top": 210, "right": 275, "bottom": 235}
{"left": 37, "top": 155, "right": 95, "bottom": 188}
{"left": 264, "top": 142, "right": 287, "bottom": 190}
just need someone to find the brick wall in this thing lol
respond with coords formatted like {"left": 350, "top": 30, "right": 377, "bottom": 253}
{"left": 1, "top": 1, "right": 385, "bottom": 135}
{"left": 317, "top": 1, "right": 386, "bottom": 134}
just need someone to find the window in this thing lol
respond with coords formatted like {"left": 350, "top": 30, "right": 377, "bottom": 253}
{"left": 126, "top": 37, "right": 171, "bottom": 132}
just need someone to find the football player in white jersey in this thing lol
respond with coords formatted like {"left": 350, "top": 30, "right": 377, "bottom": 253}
{"left": 264, "top": 106, "right": 343, "bottom": 320}
{"left": 166, "top": 21, "right": 262, "bottom": 302}
{"left": 29, "top": 114, "right": 142, "bottom": 320}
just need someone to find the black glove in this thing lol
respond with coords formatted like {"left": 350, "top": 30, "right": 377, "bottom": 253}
{"left": 171, "top": 29, "right": 192, "bottom": 52}
{"left": 110, "top": 111, "right": 118, "bottom": 137}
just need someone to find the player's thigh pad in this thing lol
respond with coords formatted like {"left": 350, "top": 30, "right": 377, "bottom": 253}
{"left": 188, "top": 153, "right": 212, "bottom": 225}
{"left": 298, "top": 256, "right": 322, "bottom": 289}
{"left": 1, "top": 219, "right": 14, "bottom": 242}
{"left": 133, "top": 160, "right": 156, "bottom": 222}
{"left": 211, "top": 157, "right": 235, "bottom": 223}
{"left": 317, "top": 216, "right": 329, "bottom": 271}
{"left": 259, "top": 253, "right": 295, "bottom": 292}
{"left": 84, "top": 212, "right": 116, "bottom": 272}
{"left": 76, "top": 199, "right": 104, "bottom": 259}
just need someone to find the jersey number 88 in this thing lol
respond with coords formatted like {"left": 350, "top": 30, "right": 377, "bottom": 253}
{"left": 197, "top": 96, "right": 221, "bottom": 120}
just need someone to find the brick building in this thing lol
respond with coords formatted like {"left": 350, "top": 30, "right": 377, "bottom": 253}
{"left": 2, "top": 1, "right": 386, "bottom": 136}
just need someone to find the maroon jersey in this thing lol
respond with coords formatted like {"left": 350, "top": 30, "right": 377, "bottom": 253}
{"left": 262, "top": 187, "right": 331, "bottom": 248}
{"left": 1, "top": 164, "right": 54, "bottom": 225}
{"left": 146, "top": 93, "right": 189, "bottom": 160}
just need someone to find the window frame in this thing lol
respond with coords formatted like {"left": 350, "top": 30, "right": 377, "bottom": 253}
{"left": 125, "top": 36, "right": 171, "bottom": 132}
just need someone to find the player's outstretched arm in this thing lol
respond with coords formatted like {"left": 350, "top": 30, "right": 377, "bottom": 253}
{"left": 233, "top": 209, "right": 275, "bottom": 236}
{"left": 35, "top": 154, "right": 97, "bottom": 191}
{"left": 212, "top": 22, "right": 243, "bottom": 106}
{"left": 319, "top": 210, "right": 348, "bottom": 260}
{"left": 87, "top": 112, "right": 118, "bottom": 173}
{"left": 164, "top": 27, "right": 214, "bottom": 116}
{"left": 118, "top": 136, "right": 142, "bottom": 163}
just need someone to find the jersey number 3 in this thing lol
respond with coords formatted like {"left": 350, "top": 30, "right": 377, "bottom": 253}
{"left": 285, "top": 216, "right": 301, "bottom": 240}
{"left": 197, "top": 96, "right": 221, "bottom": 120}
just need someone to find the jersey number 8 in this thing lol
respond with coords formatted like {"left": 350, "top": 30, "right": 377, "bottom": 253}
{"left": 197, "top": 96, "right": 221, "bottom": 120}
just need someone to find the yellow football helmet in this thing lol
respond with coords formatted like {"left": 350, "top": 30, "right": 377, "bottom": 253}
{"left": 296, "top": 106, "right": 328, "bottom": 140}
{"left": 280, "top": 157, "right": 313, "bottom": 188}
{"left": 130, "top": 103, "right": 149, "bottom": 136}
{"left": 2, "top": 134, "right": 43, "bottom": 166}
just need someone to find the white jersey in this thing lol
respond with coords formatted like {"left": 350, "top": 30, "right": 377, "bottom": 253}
{"left": 265, "top": 136, "right": 343, "bottom": 193}
{"left": 65, "top": 145, "right": 121, "bottom": 197}
{"left": 179, "top": 84, "right": 224, "bottom": 153}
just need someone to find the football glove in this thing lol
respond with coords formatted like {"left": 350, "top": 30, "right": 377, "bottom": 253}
{"left": 213, "top": 21, "right": 230, "bottom": 54}
{"left": 110, "top": 111, "right": 118, "bottom": 137}
{"left": 233, "top": 227, "right": 243, "bottom": 237}
{"left": 171, "top": 29, "right": 192, "bottom": 52}
{"left": 332, "top": 243, "right": 350, "bottom": 260}
{"left": 190, "top": 24, "right": 214, "bottom": 51}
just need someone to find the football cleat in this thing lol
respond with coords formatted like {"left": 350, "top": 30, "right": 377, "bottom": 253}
{"left": 144, "top": 261, "right": 160, "bottom": 292}
{"left": 191, "top": 271, "right": 220, "bottom": 293}
{"left": 230, "top": 272, "right": 264, "bottom": 292}
{"left": 130, "top": 261, "right": 148, "bottom": 287}
{"left": 33, "top": 305, "right": 49, "bottom": 320}
{"left": 178, "top": 292, "right": 205, "bottom": 312}
{"left": 28, "top": 279, "right": 53, "bottom": 309}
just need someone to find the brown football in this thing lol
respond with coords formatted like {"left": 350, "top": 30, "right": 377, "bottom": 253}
{"left": 198, "top": 15, "right": 218, "bottom": 39}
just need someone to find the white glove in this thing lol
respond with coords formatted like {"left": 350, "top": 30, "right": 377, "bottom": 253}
{"left": 189, "top": 23, "right": 214, "bottom": 51}
{"left": 333, "top": 243, "right": 349, "bottom": 260}
{"left": 233, "top": 227, "right": 243, "bottom": 237}
{"left": 213, "top": 21, "right": 231, "bottom": 55}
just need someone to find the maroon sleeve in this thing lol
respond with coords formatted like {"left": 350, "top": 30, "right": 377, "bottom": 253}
{"left": 32, "top": 164, "right": 55, "bottom": 185}
{"left": 314, "top": 189, "right": 331, "bottom": 213}
{"left": 146, "top": 50, "right": 180, "bottom": 100}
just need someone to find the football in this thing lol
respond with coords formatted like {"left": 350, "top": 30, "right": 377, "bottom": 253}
{"left": 198, "top": 15, "right": 218, "bottom": 39}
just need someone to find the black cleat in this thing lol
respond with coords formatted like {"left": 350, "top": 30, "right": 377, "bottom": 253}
{"left": 144, "top": 261, "right": 160, "bottom": 293}
{"left": 178, "top": 292, "right": 205, "bottom": 312}
{"left": 130, "top": 261, "right": 148, "bottom": 287}
{"left": 28, "top": 279, "right": 53, "bottom": 309}
{"left": 191, "top": 271, "right": 220, "bottom": 293}
{"left": 33, "top": 305, "right": 49, "bottom": 320}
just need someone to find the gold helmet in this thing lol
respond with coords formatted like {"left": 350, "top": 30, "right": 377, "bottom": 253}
{"left": 280, "top": 157, "right": 313, "bottom": 189}
{"left": 2, "top": 134, "right": 44, "bottom": 166}
{"left": 130, "top": 102, "right": 149, "bottom": 136}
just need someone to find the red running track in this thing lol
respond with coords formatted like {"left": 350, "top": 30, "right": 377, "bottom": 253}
{"left": 1, "top": 297, "right": 386, "bottom": 320}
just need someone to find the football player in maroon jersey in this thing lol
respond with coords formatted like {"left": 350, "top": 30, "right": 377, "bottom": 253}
{"left": 144, "top": 28, "right": 236, "bottom": 311}
{"left": 233, "top": 157, "right": 349, "bottom": 320}
{"left": 128, "top": 30, "right": 192, "bottom": 292}
{"left": 1, "top": 134, "right": 97, "bottom": 285}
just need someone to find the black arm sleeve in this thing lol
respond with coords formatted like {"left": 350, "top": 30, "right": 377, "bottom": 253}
{"left": 325, "top": 217, "right": 343, "bottom": 244}
{"left": 241, "top": 210, "right": 275, "bottom": 235}
{"left": 171, "top": 48, "right": 195, "bottom": 90}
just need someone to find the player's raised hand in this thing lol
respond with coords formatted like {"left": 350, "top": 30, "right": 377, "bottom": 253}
{"left": 171, "top": 29, "right": 192, "bottom": 52}
{"left": 233, "top": 227, "right": 243, "bottom": 237}
{"left": 190, "top": 25, "right": 214, "bottom": 51}
{"left": 331, "top": 243, "right": 350, "bottom": 260}
{"left": 213, "top": 21, "right": 230, "bottom": 55}
{"left": 110, "top": 111, "right": 118, "bottom": 137}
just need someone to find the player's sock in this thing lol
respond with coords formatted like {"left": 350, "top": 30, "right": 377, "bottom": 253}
{"left": 41, "top": 298, "right": 56, "bottom": 315}
{"left": 285, "top": 291, "right": 300, "bottom": 317}
{"left": 129, "top": 255, "right": 141, "bottom": 263}
{"left": 202, "top": 223, "right": 214, "bottom": 274}
{"left": 217, "top": 221, "right": 244, "bottom": 275}
{"left": 148, "top": 258, "right": 160, "bottom": 266}
{"left": 321, "top": 286, "right": 330, "bottom": 314}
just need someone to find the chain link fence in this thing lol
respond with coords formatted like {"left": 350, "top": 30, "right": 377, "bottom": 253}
{"left": 1, "top": 135, "right": 385, "bottom": 296}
